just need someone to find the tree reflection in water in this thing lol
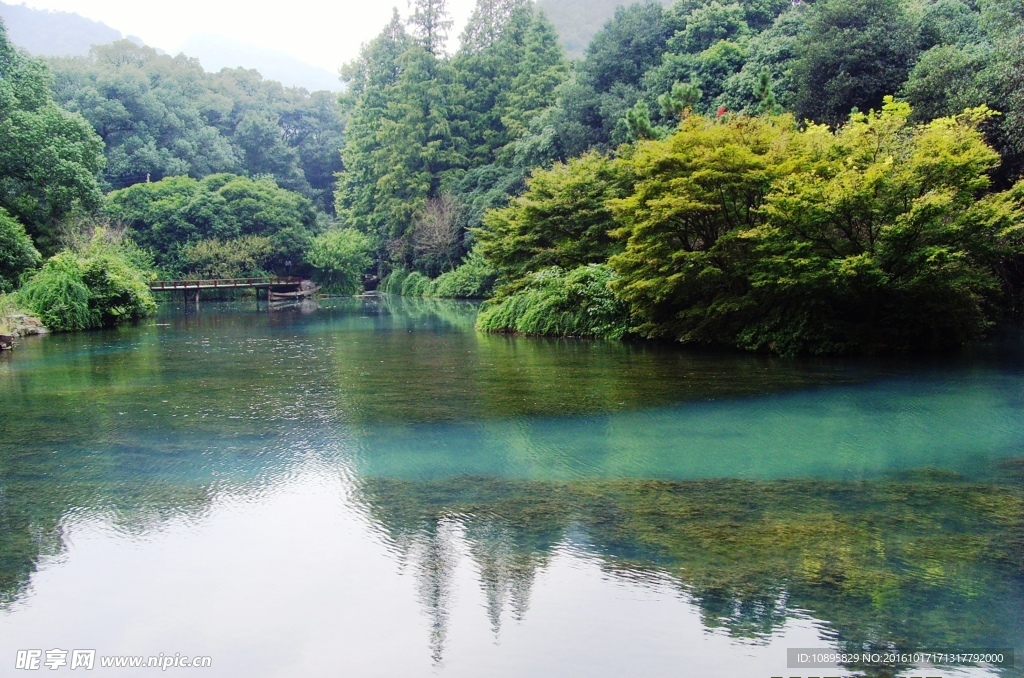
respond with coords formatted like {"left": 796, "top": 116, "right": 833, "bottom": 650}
{"left": 357, "top": 463, "right": 1024, "bottom": 672}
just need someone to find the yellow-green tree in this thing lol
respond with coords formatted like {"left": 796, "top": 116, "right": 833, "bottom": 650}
{"left": 610, "top": 100, "right": 1024, "bottom": 354}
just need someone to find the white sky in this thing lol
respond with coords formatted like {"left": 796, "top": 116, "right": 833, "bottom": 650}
{"left": 19, "top": 0, "right": 480, "bottom": 73}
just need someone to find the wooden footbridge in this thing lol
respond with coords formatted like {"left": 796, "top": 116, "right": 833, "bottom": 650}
{"left": 149, "top": 277, "right": 305, "bottom": 302}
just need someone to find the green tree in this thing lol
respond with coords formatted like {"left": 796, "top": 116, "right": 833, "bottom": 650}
{"left": 47, "top": 40, "right": 344, "bottom": 208}
{"left": 917, "top": 0, "right": 982, "bottom": 49}
{"left": 305, "top": 228, "right": 373, "bottom": 294}
{"left": 105, "top": 174, "right": 317, "bottom": 276}
{"left": 608, "top": 113, "right": 801, "bottom": 341}
{"left": 477, "top": 152, "right": 626, "bottom": 281}
{"left": 609, "top": 102, "right": 1024, "bottom": 354}
{"left": 0, "top": 20, "right": 104, "bottom": 255}
{"left": 549, "top": 3, "right": 674, "bottom": 155}
{"left": 718, "top": 8, "right": 808, "bottom": 115}
{"left": 337, "top": 10, "right": 413, "bottom": 238}
{"left": 901, "top": 44, "right": 993, "bottom": 122}
{"left": 0, "top": 208, "right": 40, "bottom": 292}
{"left": 409, "top": 0, "right": 455, "bottom": 55}
{"left": 793, "top": 0, "right": 918, "bottom": 125}
{"left": 501, "top": 11, "right": 568, "bottom": 142}
{"left": 669, "top": 1, "right": 750, "bottom": 54}
{"left": 18, "top": 227, "right": 156, "bottom": 331}
{"left": 178, "top": 236, "right": 276, "bottom": 279}
{"left": 453, "top": 0, "right": 533, "bottom": 167}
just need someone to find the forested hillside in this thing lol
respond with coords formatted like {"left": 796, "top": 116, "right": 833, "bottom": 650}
{"left": 47, "top": 42, "right": 345, "bottom": 212}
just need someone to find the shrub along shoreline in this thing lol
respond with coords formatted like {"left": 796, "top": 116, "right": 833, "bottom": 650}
{"left": 470, "top": 103, "right": 1024, "bottom": 355}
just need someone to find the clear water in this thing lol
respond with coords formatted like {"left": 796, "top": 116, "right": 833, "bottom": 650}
{"left": 1, "top": 296, "right": 1022, "bottom": 677}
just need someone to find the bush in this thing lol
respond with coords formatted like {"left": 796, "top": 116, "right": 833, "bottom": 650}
{"left": 305, "top": 228, "right": 373, "bottom": 294}
{"left": 427, "top": 250, "right": 497, "bottom": 299}
{"left": 476, "top": 264, "right": 631, "bottom": 339}
{"left": 179, "top": 235, "right": 276, "bottom": 279}
{"left": 379, "top": 268, "right": 410, "bottom": 294}
{"left": 0, "top": 208, "right": 41, "bottom": 293}
{"left": 18, "top": 229, "right": 156, "bottom": 332}
{"left": 400, "top": 272, "right": 432, "bottom": 297}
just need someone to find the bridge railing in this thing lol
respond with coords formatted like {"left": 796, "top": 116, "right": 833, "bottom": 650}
{"left": 150, "top": 277, "right": 303, "bottom": 290}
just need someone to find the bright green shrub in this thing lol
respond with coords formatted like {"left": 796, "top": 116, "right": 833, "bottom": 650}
{"left": 379, "top": 268, "right": 410, "bottom": 294}
{"left": 476, "top": 264, "right": 631, "bottom": 339}
{"left": 18, "top": 229, "right": 156, "bottom": 332}
{"left": 427, "top": 250, "right": 497, "bottom": 299}
{"left": 475, "top": 152, "right": 627, "bottom": 281}
{"left": 609, "top": 103, "right": 1024, "bottom": 354}
{"left": 179, "top": 235, "right": 276, "bottom": 279}
{"left": 401, "top": 272, "right": 431, "bottom": 297}
{"left": 17, "top": 252, "right": 93, "bottom": 331}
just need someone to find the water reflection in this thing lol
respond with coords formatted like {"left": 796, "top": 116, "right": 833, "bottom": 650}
{"left": 0, "top": 297, "right": 1022, "bottom": 676}
{"left": 358, "top": 466, "right": 1024, "bottom": 673}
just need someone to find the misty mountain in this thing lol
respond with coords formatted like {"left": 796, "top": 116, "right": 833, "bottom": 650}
{"left": 177, "top": 33, "right": 342, "bottom": 92}
{"left": 0, "top": 1, "right": 131, "bottom": 56}
{"left": 536, "top": 0, "right": 672, "bottom": 58}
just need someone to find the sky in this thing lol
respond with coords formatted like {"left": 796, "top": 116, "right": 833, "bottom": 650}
{"left": 18, "top": 0, "right": 480, "bottom": 73}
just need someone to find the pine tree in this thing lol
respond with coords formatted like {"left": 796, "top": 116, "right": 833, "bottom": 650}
{"left": 453, "top": 3, "right": 533, "bottom": 166}
{"left": 460, "top": 0, "right": 531, "bottom": 54}
{"left": 502, "top": 11, "right": 568, "bottom": 137}
{"left": 336, "top": 11, "right": 413, "bottom": 239}
{"left": 408, "top": 0, "right": 454, "bottom": 56}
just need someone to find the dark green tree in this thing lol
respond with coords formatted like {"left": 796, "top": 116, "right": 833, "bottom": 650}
{"left": 105, "top": 174, "right": 317, "bottom": 276}
{"left": 793, "top": 0, "right": 918, "bottom": 125}
{"left": 550, "top": 3, "right": 674, "bottom": 155}
{"left": 47, "top": 40, "right": 344, "bottom": 207}
{"left": 0, "top": 20, "right": 104, "bottom": 255}
{"left": 337, "top": 10, "right": 413, "bottom": 238}
{"left": 0, "top": 208, "right": 40, "bottom": 292}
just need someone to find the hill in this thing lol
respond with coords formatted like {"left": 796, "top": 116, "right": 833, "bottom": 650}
{"left": 0, "top": 1, "right": 126, "bottom": 56}
{"left": 177, "top": 33, "right": 343, "bottom": 92}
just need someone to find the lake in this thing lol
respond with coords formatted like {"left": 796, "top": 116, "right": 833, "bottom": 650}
{"left": 1, "top": 296, "right": 1022, "bottom": 677}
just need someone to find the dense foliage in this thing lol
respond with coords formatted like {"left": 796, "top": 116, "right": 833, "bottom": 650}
{"left": 335, "top": 1, "right": 568, "bottom": 275}
{"left": 104, "top": 174, "right": 319, "bottom": 278}
{"left": 306, "top": 228, "right": 374, "bottom": 294}
{"left": 3, "top": 0, "right": 1024, "bottom": 350}
{"left": 47, "top": 41, "right": 345, "bottom": 211}
{"left": 18, "top": 228, "right": 155, "bottom": 331}
{"left": 0, "top": 207, "right": 40, "bottom": 292}
{"left": 380, "top": 248, "right": 497, "bottom": 299}
{"left": 476, "top": 152, "right": 627, "bottom": 280}
{"left": 476, "top": 264, "right": 630, "bottom": 339}
{"left": 610, "top": 103, "right": 1024, "bottom": 354}
{"left": 0, "top": 22, "right": 104, "bottom": 255}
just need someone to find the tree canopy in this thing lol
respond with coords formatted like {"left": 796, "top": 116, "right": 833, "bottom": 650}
{"left": 47, "top": 41, "right": 344, "bottom": 211}
{"left": 104, "top": 173, "right": 319, "bottom": 277}
{"left": 0, "top": 21, "right": 104, "bottom": 255}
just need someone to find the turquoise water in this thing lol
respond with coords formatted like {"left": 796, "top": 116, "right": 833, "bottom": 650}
{"left": 0, "top": 296, "right": 1022, "bottom": 677}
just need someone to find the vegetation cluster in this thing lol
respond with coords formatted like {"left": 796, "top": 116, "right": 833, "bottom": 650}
{"left": 3, "top": 0, "right": 1024, "bottom": 352}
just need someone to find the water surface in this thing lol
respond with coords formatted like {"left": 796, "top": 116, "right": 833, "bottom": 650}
{"left": 1, "top": 297, "right": 1022, "bottom": 677}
